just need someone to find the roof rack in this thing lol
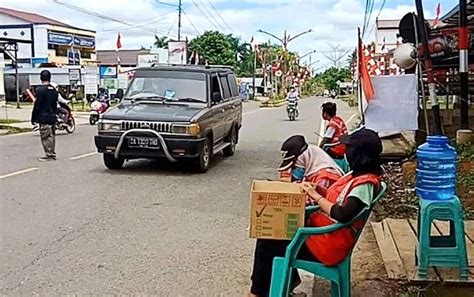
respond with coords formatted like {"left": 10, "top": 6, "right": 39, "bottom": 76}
{"left": 149, "top": 63, "right": 234, "bottom": 70}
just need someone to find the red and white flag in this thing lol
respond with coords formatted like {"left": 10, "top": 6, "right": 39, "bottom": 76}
{"left": 433, "top": 3, "right": 441, "bottom": 26}
{"left": 358, "top": 35, "right": 375, "bottom": 111}
{"left": 116, "top": 32, "right": 122, "bottom": 71}
{"left": 250, "top": 36, "right": 259, "bottom": 53}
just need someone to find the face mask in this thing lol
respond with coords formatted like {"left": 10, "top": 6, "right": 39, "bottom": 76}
{"left": 291, "top": 167, "right": 305, "bottom": 182}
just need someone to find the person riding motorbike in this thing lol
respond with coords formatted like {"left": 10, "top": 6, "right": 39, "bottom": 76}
{"left": 286, "top": 86, "right": 300, "bottom": 117}
{"left": 50, "top": 82, "right": 70, "bottom": 125}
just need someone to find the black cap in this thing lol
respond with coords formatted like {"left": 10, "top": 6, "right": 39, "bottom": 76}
{"left": 340, "top": 127, "right": 382, "bottom": 157}
{"left": 278, "top": 135, "right": 308, "bottom": 171}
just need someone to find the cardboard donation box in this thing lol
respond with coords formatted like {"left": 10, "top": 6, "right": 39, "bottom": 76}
{"left": 249, "top": 180, "right": 306, "bottom": 240}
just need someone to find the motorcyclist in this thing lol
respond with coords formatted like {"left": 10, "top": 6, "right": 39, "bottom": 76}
{"left": 286, "top": 86, "right": 300, "bottom": 117}
{"left": 50, "top": 82, "right": 70, "bottom": 125}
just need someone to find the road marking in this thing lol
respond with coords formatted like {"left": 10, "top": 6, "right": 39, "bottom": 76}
{"left": 69, "top": 152, "right": 98, "bottom": 160}
{"left": 317, "top": 118, "right": 326, "bottom": 145}
{"left": 0, "top": 167, "right": 38, "bottom": 180}
{"left": 346, "top": 113, "right": 359, "bottom": 125}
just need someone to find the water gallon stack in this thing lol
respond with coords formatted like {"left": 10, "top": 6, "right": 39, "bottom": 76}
{"left": 415, "top": 136, "right": 468, "bottom": 280}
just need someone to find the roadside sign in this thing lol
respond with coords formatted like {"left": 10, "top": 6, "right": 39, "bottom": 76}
{"left": 84, "top": 66, "right": 98, "bottom": 95}
{"left": 138, "top": 54, "right": 160, "bottom": 67}
{"left": 68, "top": 68, "right": 81, "bottom": 81}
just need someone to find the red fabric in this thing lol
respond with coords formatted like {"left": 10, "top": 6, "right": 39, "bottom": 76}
{"left": 305, "top": 174, "right": 381, "bottom": 266}
{"left": 327, "top": 116, "right": 348, "bottom": 157}
{"left": 116, "top": 33, "right": 122, "bottom": 50}
{"left": 358, "top": 36, "right": 375, "bottom": 102}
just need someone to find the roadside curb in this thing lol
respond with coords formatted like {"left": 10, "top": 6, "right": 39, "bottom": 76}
{"left": 260, "top": 100, "right": 287, "bottom": 108}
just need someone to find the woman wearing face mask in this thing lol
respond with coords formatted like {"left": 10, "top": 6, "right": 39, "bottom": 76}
{"left": 248, "top": 128, "right": 384, "bottom": 297}
{"left": 279, "top": 135, "right": 343, "bottom": 195}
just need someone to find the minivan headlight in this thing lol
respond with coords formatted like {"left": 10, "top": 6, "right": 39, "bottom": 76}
{"left": 99, "top": 120, "right": 122, "bottom": 132}
{"left": 172, "top": 123, "right": 200, "bottom": 136}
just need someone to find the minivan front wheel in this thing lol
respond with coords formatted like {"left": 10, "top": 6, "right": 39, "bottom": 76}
{"left": 193, "top": 138, "right": 211, "bottom": 173}
{"left": 103, "top": 154, "right": 124, "bottom": 169}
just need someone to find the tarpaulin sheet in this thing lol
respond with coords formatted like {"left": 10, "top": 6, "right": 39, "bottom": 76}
{"left": 365, "top": 74, "right": 418, "bottom": 132}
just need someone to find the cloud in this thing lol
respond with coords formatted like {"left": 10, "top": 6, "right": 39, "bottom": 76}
{"left": 1, "top": 0, "right": 438, "bottom": 68}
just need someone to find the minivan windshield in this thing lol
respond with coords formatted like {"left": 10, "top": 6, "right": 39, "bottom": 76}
{"left": 124, "top": 71, "right": 207, "bottom": 103}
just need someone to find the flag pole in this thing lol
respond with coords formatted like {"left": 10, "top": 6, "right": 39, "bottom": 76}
{"left": 357, "top": 27, "right": 365, "bottom": 126}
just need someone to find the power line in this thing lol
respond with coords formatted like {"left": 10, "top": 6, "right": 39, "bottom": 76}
{"left": 98, "top": 11, "right": 175, "bottom": 33}
{"left": 182, "top": 10, "right": 202, "bottom": 36}
{"left": 203, "top": 0, "right": 232, "bottom": 32}
{"left": 364, "top": 0, "right": 386, "bottom": 42}
{"left": 197, "top": 0, "right": 226, "bottom": 31}
{"left": 191, "top": 0, "right": 221, "bottom": 31}
{"left": 51, "top": 0, "right": 165, "bottom": 35}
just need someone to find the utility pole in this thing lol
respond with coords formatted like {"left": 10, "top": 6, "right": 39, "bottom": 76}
{"left": 14, "top": 42, "right": 19, "bottom": 109}
{"left": 178, "top": 0, "right": 182, "bottom": 41}
{"left": 459, "top": 0, "right": 469, "bottom": 129}
{"left": 415, "top": 0, "right": 443, "bottom": 135}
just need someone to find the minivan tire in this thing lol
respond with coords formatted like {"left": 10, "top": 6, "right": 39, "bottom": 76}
{"left": 194, "top": 138, "right": 211, "bottom": 173}
{"left": 103, "top": 154, "right": 124, "bottom": 169}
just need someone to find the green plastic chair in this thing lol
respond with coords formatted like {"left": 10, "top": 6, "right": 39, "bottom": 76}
{"left": 269, "top": 182, "right": 387, "bottom": 297}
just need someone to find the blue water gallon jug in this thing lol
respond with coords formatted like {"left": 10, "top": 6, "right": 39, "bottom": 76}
{"left": 416, "top": 136, "right": 457, "bottom": 200}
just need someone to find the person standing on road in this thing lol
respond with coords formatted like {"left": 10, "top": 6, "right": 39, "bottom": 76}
{"left": 31, "top": 70, "right": 58, "bottom": 161}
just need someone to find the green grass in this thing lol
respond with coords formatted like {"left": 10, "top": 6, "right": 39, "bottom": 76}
{"left": 0, "top": 124, "right": 31, "bottom": 134}
{"left": 0, "top": 119, "right": 23, "bottom": 124}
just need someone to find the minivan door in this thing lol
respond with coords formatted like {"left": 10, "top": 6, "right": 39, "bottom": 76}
{"left": 210, "top": 73, "right": 226, "bottom": 142}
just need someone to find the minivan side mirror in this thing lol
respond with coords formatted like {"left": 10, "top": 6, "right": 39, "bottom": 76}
{"left": 212, "top": 92, "right": 222, "bottom": 103}
{"left": 115, "top": 88, "right": 124, "bottom": 100}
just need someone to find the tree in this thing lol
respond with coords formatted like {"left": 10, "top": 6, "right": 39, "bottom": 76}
{"left": 154, "top": 35, "right": 168, "bottom": 48}
{"left": 188, "top": 31, "right": 237, "bottom": 66}
{"left": 318, "top": 67, "right": 351, "bottom": 91}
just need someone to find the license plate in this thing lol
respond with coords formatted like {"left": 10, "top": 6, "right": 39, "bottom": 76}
{"left": 128, "top": 137, "right": 160, "bottom": 148}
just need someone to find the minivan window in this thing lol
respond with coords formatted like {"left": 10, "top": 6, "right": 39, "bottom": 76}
{"left": 125, "top": 71, "right": 207, "bottom": 103}
{"left": 219, "top": 75, "right": 231, "bottom": 100}
{"left": 227, "top": 73, "right": 239, "bottom": 97}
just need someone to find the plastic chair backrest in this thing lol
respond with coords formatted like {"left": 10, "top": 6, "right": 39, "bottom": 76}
{"left": 350, "top": 182, "right": 387, "bottom": 244}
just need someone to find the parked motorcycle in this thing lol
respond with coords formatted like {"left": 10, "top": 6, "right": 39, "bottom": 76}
{"left": 89, "top": 97, "right": 110, "bottom": 125}
{"left": 287, "top": 100, "right": 298, "bottom": 121}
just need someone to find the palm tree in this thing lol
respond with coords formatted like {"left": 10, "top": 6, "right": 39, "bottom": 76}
{"left": 154, "top": 35, "right": 168, "bottom": 48}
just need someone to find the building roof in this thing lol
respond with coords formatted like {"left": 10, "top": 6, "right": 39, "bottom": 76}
{"left": 440, "top": 0, "right": 474, "bottom": 27}
{"left": 97, "top": 49, "right": 151, "bottom": 65}
{"left": 0, "top": 7, "right": 95, "bottom": 32}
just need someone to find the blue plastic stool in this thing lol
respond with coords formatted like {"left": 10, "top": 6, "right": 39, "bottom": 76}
{"left": 416, "top": 196, "right": 469, "bottom": 280}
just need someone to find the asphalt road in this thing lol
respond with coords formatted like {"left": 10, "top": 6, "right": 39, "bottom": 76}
{"left": 0, "top": 97, "right": 356, "bottom": 296}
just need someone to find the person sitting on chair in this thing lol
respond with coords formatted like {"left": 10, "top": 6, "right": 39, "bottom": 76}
{"left": 248, "top": 128, "right": 383, "bottom": 297}
{"left": 279, "top": 135, "right": 342, "bottom": 197}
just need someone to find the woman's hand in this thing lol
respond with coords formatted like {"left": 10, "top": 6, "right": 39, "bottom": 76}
{"left": 300, "top": 183, "right": 323, "bottom": 202}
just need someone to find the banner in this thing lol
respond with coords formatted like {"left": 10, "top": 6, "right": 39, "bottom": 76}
{"left": 168, "top": 41, "right": 187, "bottom": 65}
{"left": 138, "top": 54, "right": 160, "bottom": 67}
{"left": 364, "top": 74, "right": 418, "bottom": 132}
{"left": 99, "top": 66, "right": 117, "bottom": 78}
{"left": 84, "top": 66, "right": 98, "bottom": 95}
{"left": 48, "top": 31, "right": 95, "bottom": 48}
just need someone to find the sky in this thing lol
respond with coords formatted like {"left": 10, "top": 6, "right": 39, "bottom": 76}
{"left": 1, "top": 0, "right": 458, "bottom": 68}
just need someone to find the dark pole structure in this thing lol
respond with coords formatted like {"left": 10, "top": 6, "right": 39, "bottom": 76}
{"left": 177, "top": 0, "right": 182, "bottom": 41}
{"left": 459, "top": 0, "right": 469, "bottom": 129}
{"left": 415, "top": 0, "right": 443, "bottom": 135}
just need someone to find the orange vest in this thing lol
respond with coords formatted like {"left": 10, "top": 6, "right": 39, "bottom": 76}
{"left": 327, "top": 116, "right": 348, "bottom": 157}
{"left": 305, "top": 173, "right": 381, "bottom": 266}
{"left": 305, "top": 168, "right": 342, "bottom": 188}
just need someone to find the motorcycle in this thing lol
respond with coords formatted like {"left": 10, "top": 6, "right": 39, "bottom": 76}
{"left": 287, "top": 100, "right": 298, "bottom": 121}
{"left": 89, "top": 96, "right": 110, "bottom": 125}
{"left": 32, "top": 102, "right": 75, "bottom": 134}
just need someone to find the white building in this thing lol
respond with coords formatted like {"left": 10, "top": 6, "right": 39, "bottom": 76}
{"left": 0, "top": 7, "right": 96, "bottom": 67}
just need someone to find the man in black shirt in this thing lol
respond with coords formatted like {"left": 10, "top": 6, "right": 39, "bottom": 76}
{"left": 31, "top": 70, "right": 58, "bottom": 161}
